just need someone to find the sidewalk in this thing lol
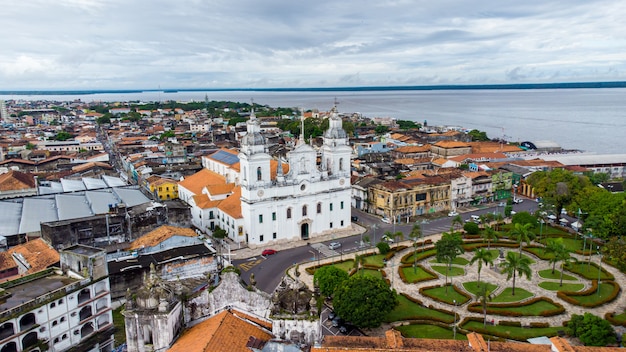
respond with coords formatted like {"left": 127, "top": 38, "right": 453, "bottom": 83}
{"left": 292, "top": 229, "right": 626, "bottom": 329}
{"left": 227, "top": 223, "right": 368, "bottom": 259}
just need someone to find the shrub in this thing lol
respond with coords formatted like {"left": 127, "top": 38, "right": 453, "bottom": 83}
{"left": 530, "top": 322, "right": 550, "bottom": 328}
{"left": 499, "top": 320, "right": 522, "bottom": 327}
{"left": 464, "top": 222, "right": 480, "bottom": 235}
{"left": 377, "top": 241, "right": 391, "bottom": 254}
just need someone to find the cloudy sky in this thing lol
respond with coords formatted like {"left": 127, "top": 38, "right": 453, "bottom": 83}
{"left": 1, "top": 0, "right": 625, "bottom": 90}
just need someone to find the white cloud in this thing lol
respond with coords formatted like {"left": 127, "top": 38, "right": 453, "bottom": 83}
{"left": 1, "top": 0, "right": 625, "bottom": 89}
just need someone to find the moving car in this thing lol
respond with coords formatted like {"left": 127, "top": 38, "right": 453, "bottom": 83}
{"left": 447, "top": 211, "right": 458, "bottom": 217}
{"left": 382, "top": 235, "right": 394, "bottom": 243}
{"left": 261, "top": 249, "right": 277, "bottom": 256}
{"left": 328, "top": 242, "right": 342, "bottom": 250}
{"left": 381, "top": 217, "right": 391, "bottom": 224}
{"left": 351, "top": 216, "right": 359, "bottom": 222}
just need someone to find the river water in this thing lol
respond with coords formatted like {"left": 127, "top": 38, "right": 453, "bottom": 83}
{"left": 3, "top": 88, "right": 625, "bottom": 154}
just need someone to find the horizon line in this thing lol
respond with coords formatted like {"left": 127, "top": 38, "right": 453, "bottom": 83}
{"left": 2, "top": 80, "right": 626, "bottom": 95}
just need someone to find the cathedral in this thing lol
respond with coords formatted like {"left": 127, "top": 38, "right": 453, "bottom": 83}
{"left": 238, "top": 106, "right": 353, "bottom": 245}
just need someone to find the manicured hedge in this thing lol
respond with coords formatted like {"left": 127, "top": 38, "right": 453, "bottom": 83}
{"left": 529, "top": 322, "right": 550, "bottom": 328}
{"left": 398, "top": 264, "right": 438, "bottom": 284}
{"left": 467, "top": 297, "right": 565, "bottom": 317}
{"left": 605, "top": 312, "right": 626, "bottom": 327}
{"left": 499, "top": 320, "right": 522, "bottom": 327}
{"left": 556, "top": 280, "right": 620, "bottom": 308}
{"left": 419, "top": 283, "right": 472, "bottom": 305}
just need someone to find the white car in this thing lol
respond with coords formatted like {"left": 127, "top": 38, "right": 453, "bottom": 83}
{"left": 381, "top": 217, "right": 391, "bottom": 224}
{"left": 328, "top": 242, "right": 341, "bottom": 250}
{"left": 382, "top": 235, "right": 394, "bottom": 243}
{"left": 448, "top": 211, "right": 459, "bottom": 217}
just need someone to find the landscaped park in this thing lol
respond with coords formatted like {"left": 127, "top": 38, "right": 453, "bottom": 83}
{"left": 295, "top": 212, "right": 626, "bottom": 345}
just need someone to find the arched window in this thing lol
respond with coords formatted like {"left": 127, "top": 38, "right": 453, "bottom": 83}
{"left": 80, "top": 322, "right": 94, "bottom": 339}
{"left": 19, "top": 313, "right": 36, "bottom": 332}
{"left": 302, "top": 205, "right": 307, "bottom": 216}
{"left": 79, "top": 306, "right": 92, "bottom": 321}
{"left": 22, "top": 331, "right": 38, "bottom": 350}
{"left": 339, "top": 158, "right": 343, "bottom": 171}
{"left": 286, "top": 208, "right": 292, "bottom": 219}
{"left": 1, "top": 341, "right": 17, "bottom": 352}
{"left": 77, "top": 288, "right": 90, "bottom": 304}
{"left": 257, "top": 167, "right": 262, "bottom": 181}
{"left": 316, "top": 203, "right": 321, "bottom": 214}
{"left": 0, "top": 322, "right": 14, "bottom": 340}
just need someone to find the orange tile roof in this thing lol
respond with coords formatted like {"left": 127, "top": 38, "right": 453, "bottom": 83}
{"left": 217, "top": 186, "right": 242, "bottom": 219}
{"left": 0, "top": 170, "right": 36, "bottom": 191}
{"left": 206, "top": 183, "right": 235, "bottom": 196}
{"left": 433, "top": 140, "right": 470, "bottom": 148}
{"left": 7, "top": 238, "right": 59, "bottom": 275}
{"left": 168, "top": 309, "right": 273, "bottom": 352}
{"left": 469, "top": 141, "right": 523, "bottom": 153}
{"left": 393, "top": 145, "right": 431, "bottom": 153}
{"left": 71, "top": 161, "right": 113, "bottom": 172}
{"left": 148, "top": 176, "right": 179, "bottom": 187}
{"left": 0, "top": 251, "right": 17, "bottom": 272}
{"left": 192, "top": 194, "right": 222, "bottom": 209}
{"left": 178, "top": 169, "right": 226, "bottom": 195}
{"left": 128, "top": 225, "right": 197, "bottom": 250}
{"left": 269, "top": 160, "right": 289, "bottom": 179}
{"left": 449, "top": 152, "right": 507, "bottom": 162}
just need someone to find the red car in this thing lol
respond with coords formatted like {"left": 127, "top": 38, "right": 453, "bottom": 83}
{"left": 262, "top": 249, "right": 277, "bottom": 256}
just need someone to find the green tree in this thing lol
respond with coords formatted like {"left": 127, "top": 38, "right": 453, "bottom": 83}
{"left": 353, "top": 254, "right": 366, "bottom": 275}
{"left": 377, "top": 241, "right": 391, "bottom": 255}
{"left": 555, "top": 246, "right": 576, "bottom": 287}
{"left": 544, "top": 238, "right": 565, "bottom": 274}
{"left": 374, "top": 125, "right": 389, "bottom": 134}
{"left": 333, "top": 275, "right": 398, "bottom": 328}
{"left": 451, "top": 215, "right": 463, "bottom": 231}
{"left": 408, "top": 223, "right": 423, "bottom": 271}
{"left": 526, "top": 169, "right": 591, "bottom": 223}
{"left": 603, "top": 236, "right": 626, "bottom": 271}
{"left": 470, "top": 248, "right": 494, "bottom": 286}
{"left": 54, "top": 131, "right": 73, "bottom": 141}
{"left": 313, "top": 266, "right": 349, "bottom": 297}
{"left": 481, "top": 225, "right": 498, "bottom": 250}
{"left": 509, "top": 222, "right": 535, "bottom": 257}
{"left": 392, "top": 231, "right": 404, "bottom": 248}
{"left": 212, "top": 226, "right": 227, "bottom": 239}
{"left": 567, "top": 313, "right": 616, "bottom": 346}
{"left": 468, "top": 129, "right": 489, "bottom": 141}
{"left": 96, "top": 114, "right": 111, "bottom": 124}
{"left": 435, "top": 232, "right": 464, "bottom": 292}
{"left": 500, "top": 251, "right": 532, "bottom": 296}
{"left": 511, "top": 211, "right": 538, "bottom": 227}
{"left": 476, "top": 284, "right": 493, "bottom": 327}
{"left": 396, "top": 120, "right": 420, "bottom": 130}
{"left": 463, "top": 222, "right": 480, "bottom": 235}
{"left": 25, "top": 142, "right": 35, "bottom": 150}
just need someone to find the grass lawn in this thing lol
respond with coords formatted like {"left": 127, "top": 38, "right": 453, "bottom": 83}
{"left": 484, "top": 299, "right": 563, "bottom": 316}
{"left": 463, "top": 281, "right": 498, "bottom": 296}
{"left": 402, "top": 248, "right": 436, "bottom": 264}
{"left": 539, "top": 282, "right": 584, "bottom": 291}
{"left": 400, "top": 265, "right": 437, "bottom": 283}
{"left": 384, "top": 294, "right": 455, "bottom": 324}
{"left": 429, "top": 257, "right": 469, "bottom": 265}
{"left": 564, "top": 262, "right": 614, "bottom": 280}
{"left": 610, "top": 311, "right": 626, "bottom": 325}
{"left": 538, "top": 269, "right": 577, "bottom": 281}
{"left": 525, "top": 247, "right": 554, "bottom": 261}
{"left": 560, "top": 237, "right": 583, "bottom": 252}
{"left": 330, "top": 260, "right": 355, "bottom": 272}
{"left": 506, "top": 251, "right": 536, "bottom": 264}
{"left": 491, "top": 287, "right": 533, "bottom": 303}
{"left": 397, "top": 324, "right": 466, "bottom": 340}
{"left": 431, "top": 265, "right": 465, "bottom": 277}
{"left": 462, "top": 321, "right": 561, "bottom": 341}
{"left": 421, "top": 285, "right": 471, "bottom": 305}
{"left": 356, "top": 268, "right": 384, "bottom": 280}
{"left": 113, "top": 306, "right": 126, "bottom": 345}
{"left": 561, "top": 283, "right": 617, "bottom": 306}
{"left": 362, "top": 254, "right": 386, "bottom": 268}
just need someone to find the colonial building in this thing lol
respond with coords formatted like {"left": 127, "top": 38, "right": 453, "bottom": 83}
{"left": 239, "top": 107, "right": 352, "bottom": 245}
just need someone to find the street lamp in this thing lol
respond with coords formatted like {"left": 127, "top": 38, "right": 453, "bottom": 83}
{"left": 371, "top": 224, "right": 378, "bottom": 245}
{"left": 453, "top": 299, "right": 458, "bottom": 340}
{"left": 596, "top": 246, "right": 602, "bottom": 297}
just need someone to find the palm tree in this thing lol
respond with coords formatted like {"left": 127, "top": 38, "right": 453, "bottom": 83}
{"left": 435, "top": 232, "right": 464, "bottom": 293}
{"left": 476, "top": 284, "right": 493, "bottom": 327}
{"left": 393, "top": 231, "right": 404, "bottom": 248}
{"left": 452, "top": 215, "right": 463, "bottom": 232}
{"left": 408, "top": 223, "right": 423, "bottom": 270}
{"left": 353, "top": 254, "right": 365, "bottom": 275}
{"left": 555, "top": 247, "right": 576, "bottom": 286}
{"left": 500, "top": 251, "right": 532, "bottom": 296}
{"left": 481, "top": 225, "right": 498, "bottom": 250}
{"left": 493, "top": 213, "right": 504, "bottom": 231}
{"left": 470, "top": 248, "right": 494, "bottom": 286}
{"left": 509, "top": 222, "right": 535, "bottom": 257}
{"left": 544, "top": 238, "right": 565, "bottom": 274}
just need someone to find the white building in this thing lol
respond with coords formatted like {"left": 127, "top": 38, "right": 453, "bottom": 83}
{"left": 0, "top": 245, "right": 114, "bottom": 352}
{"left": 238, "top": 107, "right": 352, "bottom": 245}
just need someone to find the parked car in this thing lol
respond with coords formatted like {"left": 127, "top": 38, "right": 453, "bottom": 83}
{"left": 513, "top": 198, "right": 524, "bottom": 204}
{"left": 381, "top": 217, "right": 391, "bottom": 224}
{"left": 382, "top": 235, "right": 394, "bottom": 243}
{"left": 328, "top": 242, "right": 342, "bottom": 250}
{"left": 447, "top": 211, "right": 458, "bottom": 217}
{"left": 332, "top": 316, "right": 343, "bottom": 327}
{"left": 351, "top": 216, "right": 359, "bottom": 222}
{"left": 328, "top": 311, "right": 336, "bottom": 320}
{"left": 470, "top": 215, "right": 481, "bottom": 223}
{"left": 262, "top": 249, "right": 277, "bottom": 256}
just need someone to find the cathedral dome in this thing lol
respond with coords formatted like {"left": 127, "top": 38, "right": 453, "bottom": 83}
{"left": 324, "top": 126, "right": 347, "bottom": 139}
{"left": 242, "top": 131, "right": 266, "bottom": 146}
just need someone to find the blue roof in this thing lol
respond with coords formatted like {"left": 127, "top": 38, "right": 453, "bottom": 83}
{"left": 210, "top": 150, "right": 239, "bottom": 165}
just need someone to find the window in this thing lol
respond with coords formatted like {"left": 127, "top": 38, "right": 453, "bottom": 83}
{"left": 272, "top": 212, "right": 276, "bottom": 221}
{"left": 259, "top": 214, "right": 263, "bottom": 223}
{"left": 52, "top": 320, "right": 58, "bottom": 327}
{"left": 341, "top": 220, "right": 344, "bottom": 226}
{"left": 302, "top": 205, "right": 307, "bottom": 216}
{"left": 330, "top": 203, "right": 333, "bottom": 211}
{"left": 339, "top": 157, "right": 344, "bottom": 171}
{"left": 286, "top": 208, "right": 292, "bottom": 219}
{"left": 50, "top": 302, "right": 56, "bottom": 308}
{"left": 257, "top": 167, "right": 262, "bottom": 181}
{"left": 340, "top": 201, "right": 344, "bottom": 209}
{"left": 330, "top": 222, "right": 333, "bottom": 228}
{"left": 273, "top": 232, "right": 276, "bottom": 239}
{"left": 60, "top": 317, "right": 66, "bottom": 323}
{"left": 317, "top": 203, "right": 321, "bottom": 213}
{"left": 260, "top": 235, "right": 264, "bottom": 242}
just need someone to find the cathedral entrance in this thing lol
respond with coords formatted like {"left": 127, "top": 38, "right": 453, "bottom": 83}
{"left": 300, "top": 223, "right": 309, "bottom": 240}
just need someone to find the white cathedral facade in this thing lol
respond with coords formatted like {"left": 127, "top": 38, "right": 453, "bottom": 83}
{"left": 238, "top": 106, "right": 353, "bottom": 245}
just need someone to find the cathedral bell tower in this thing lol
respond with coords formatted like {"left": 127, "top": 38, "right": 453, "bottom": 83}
{"left": 239, "top": 108, "right": 272, "bottom": 191}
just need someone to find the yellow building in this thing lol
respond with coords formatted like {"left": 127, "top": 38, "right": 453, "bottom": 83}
{"left": 146, "top": 175, "right": 179, "bottom": 200}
